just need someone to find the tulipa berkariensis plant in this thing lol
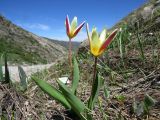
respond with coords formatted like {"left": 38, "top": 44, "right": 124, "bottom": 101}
{"left": 86, "top": 23, "right": 118, "bottom": 111}
{"left": 33, "top": 17, "right": 118, "bottom": 120}
{"left": 86, "top": 23, "right": 118, "bottom": 83}
{"left": 65, "top": 15, "right": 85, "bottom": 69}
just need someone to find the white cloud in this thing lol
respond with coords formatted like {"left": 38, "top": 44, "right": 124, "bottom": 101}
{"left": 17, "top": 23, "right": 50, "bottom": 30}
{"left": 16, "top": 22, "right": 87, "bottom": 42}
{"left": 28, "top": 23, "right": 50, "bottom": 30}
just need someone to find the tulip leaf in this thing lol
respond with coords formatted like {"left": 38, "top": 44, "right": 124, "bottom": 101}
{"left": 71, "top": 57, "right": 79, "bottom": 94}
{"left": 32, "top": 77, "right": 71, "bottom": 109}
{"left": 132, "top": 99, "right": 138, "bottom": 114}
{"left": 57, "top": 80, "right": 86, "bottom": 118}
{"left": 0, "top": 54, "right": 4, "bottom": 82}
{"left": 4, "top": 53, "right": 10, "bottom": 84}
{"left": 144, "top": 94, "right": 156, "bottom": 107}
{"left": 104, "top": 86, "right": 110, "bottom": 99}
{"left": 18, "top": 66, "right": 28, "bottom": 91}
{"left": 0, "top": 64, "right": 3, "bottom": 82}
{"left": 136, "top": 102, "right": 144, "bottom": 116}
{"left": 88, "top": 72, "right": 102, "bottom": 110}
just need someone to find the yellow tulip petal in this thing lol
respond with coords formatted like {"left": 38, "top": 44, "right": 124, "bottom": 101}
{"left": 73, "top": 21, "right": 85, "bottom": 38}
{"left": 99, "top": 29, "right": 107, "bottom": 44}
{"left": 91, "top": 46, "right": 101, "bottom": 56}
{"left": 71, "top": 16, "right": 77, "bottom": 33}
{"left": 91, "top": 28, "right": 99, "bottom": 43}
{"left": 99, "top": 29, "right": 118, "bottom": 53}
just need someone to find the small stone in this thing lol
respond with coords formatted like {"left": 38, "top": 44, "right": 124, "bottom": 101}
{"left": 58, "top": 77, "right": 70, "bottom": 84}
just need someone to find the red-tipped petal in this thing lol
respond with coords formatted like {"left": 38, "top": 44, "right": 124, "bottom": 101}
{"left": 65, "top": 15, "right": 70, "bottom": 35}
{"left": 73, "top": 21, "right": 85, "bottom": 37}
{"left": 99, "top": 29, "right": 118, "bottom": 52}
{"left": 86, "top": 23, "right": 91, "bottom": 45}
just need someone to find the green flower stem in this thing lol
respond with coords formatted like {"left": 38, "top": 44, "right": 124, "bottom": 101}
{"left": 68, "top": 38, "right": 72, "bottom": 70}
{"left": 93, "top": 57, "right": 97, "bottom": 82}
{"left": 88, "top": 56, "right": 98, "bottom": 110}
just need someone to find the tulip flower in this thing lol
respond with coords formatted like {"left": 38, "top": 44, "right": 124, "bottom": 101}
{"left": 86, "top": 24, "right": 118, "bottom": 101}
{"left": 65, "top": 15, "right": 85, "bottom": 70}
{"left": 86, "top": 23, "right": 118, "bottom": 57}
{"left": 65, "top": 15, "right": 85, "bottom": 39}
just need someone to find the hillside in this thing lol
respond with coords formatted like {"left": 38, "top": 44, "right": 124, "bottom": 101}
{"left": 111, "top": 0, "right": 160, "bottom": 32}
{"left": 79, "top": 0, "right": 160, "bottom": 50}
{"left": 0, "top": 15, "right": 66, "bottom": 64}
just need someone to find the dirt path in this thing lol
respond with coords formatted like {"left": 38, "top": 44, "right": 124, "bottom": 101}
{"left": 2, "top": 63, "right": 54, "bottom": 82}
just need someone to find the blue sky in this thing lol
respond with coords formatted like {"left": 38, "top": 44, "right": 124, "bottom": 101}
{"left": 0, "top": 0, "right": 147, "bottom": 41}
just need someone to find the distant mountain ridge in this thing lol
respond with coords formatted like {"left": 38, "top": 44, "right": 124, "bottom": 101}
{"left": 0, "top": 15, "right": 67, "bottom": 64}
{"left": 44, "top": 37, "right": 81, "bottom": 51}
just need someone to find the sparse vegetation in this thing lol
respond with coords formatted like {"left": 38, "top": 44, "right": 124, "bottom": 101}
{"left": 0, "top": 0, "right": 160, "bottom": 120}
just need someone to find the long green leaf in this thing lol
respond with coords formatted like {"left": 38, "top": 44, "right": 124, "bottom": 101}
{"left": 88, "top": 73, "right": 102, "bottom": 110}
{"left": 104, "top": 86, "right": 110, "bottom": 99}
{"left": 144, "top": 94, "right": 156, "bottom": 108}
{"left": 4, "top": 53, "right": 10, "bottom": 83}
{"left": 32, "top": 77, "right": 71, "bottom": 109}
{"left": 57, "top": 80, "right": 86, "bottom": 119}
{"left": 119, "top": 32, "right": 123, "bottom": 59}
{"left": 71, "top": 57, "right": 79, "bottom": 94}
{"left": 18, "top": 66, "right": 28, "bottom": 91}
{"left": 136, "top": 23, "right": 145, "bottom": 61}
{"left": 0, "top": 54, "right": 4, "bottom": 82}
{"left": 0, "top": 64, "right": 3, "bottom": 82}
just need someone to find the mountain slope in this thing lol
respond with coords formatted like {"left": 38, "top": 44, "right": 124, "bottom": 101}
{"left": 111, "top": 0, "right": 160, "bottom": 33}
{"left": 0, "top": 15, "right": 66, "bottom": 64}
{"left": 79, "top": 0, "right": 160, "bottom": 50}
